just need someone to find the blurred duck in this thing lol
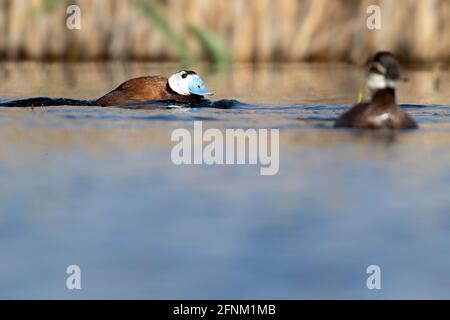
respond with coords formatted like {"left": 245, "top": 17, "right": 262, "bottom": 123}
{"left": 334, "top": 52, "right": 418, "bottom": 129}
{"left": 96, "top": 70, "right": 213, "bottom": 106}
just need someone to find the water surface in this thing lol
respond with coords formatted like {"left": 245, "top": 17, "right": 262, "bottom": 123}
{"left": 0, "top": 62, "right": 450, "bottom": 299}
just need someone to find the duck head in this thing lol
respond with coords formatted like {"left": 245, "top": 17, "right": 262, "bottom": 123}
{"left": 366, "top": 52, "right": 407, "bottom": 95}
{"left": 168, "top": 70, "right": 213, "bottom": 96}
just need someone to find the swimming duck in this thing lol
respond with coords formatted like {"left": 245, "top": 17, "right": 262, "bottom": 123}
{"left": 96, "top": 70, "right": 213, "bottom": 107}
{"left": 334, "top": 52, "right": 418, "bottom": 129}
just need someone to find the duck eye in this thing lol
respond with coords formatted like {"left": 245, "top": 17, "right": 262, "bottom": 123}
{"left": 181, "top": 73, "right": 187, "bottom": 79}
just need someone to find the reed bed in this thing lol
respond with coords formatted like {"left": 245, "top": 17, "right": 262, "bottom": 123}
{"left": 0, "top": 0, "right": 449, "bottom": 64}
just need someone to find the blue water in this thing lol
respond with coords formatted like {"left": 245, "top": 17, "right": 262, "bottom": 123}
{"left": 1, "top": 100, "right": 450, "bottom": 299}
{"left": 1, "top": 61, "right": 450, "bottom": 299}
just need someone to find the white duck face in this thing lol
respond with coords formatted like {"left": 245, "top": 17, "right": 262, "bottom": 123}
{"left": 367, "top": 69, "right": 392, "bottom": 92}
{"left": 366, "top": 52, "right": 406, "bottom": 95}
{"left": 168, "top": 71, "right": 213, "bottom": 96}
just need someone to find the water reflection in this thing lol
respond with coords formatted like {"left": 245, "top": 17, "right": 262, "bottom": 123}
{"left": 0, "top": 62, "right": 449, "bottom": 105}
{"left": 0, "top": 63, "right": 450, "bottom": 299}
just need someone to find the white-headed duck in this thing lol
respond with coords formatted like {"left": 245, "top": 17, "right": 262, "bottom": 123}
{"left": 96, "top": 70, "right": 213, "bottom": 107}
{"left": 334, "top": 52, "right": 418, "bottom": 129}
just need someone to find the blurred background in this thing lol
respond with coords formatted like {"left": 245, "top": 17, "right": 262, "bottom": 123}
{"left": 1, "top": 0, "right": 450, "bottom": 299}
{"left": 0, "top": 0, "right": 449, "bottom": 65}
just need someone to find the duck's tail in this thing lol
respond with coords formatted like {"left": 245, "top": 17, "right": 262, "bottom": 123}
{"left": 0, "top": 97, "right": 97, "bottom": 107}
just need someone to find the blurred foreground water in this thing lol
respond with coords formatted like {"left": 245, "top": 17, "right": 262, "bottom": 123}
{"left": 0, "top": 62, "right": 450, "bottom": 299}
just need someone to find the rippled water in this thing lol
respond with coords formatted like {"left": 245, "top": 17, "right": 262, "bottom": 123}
{"left": 0, "top": 62, "right": 450, "bottom": 299}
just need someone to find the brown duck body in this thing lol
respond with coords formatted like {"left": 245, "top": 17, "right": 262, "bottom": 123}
{"left": 334, "top": 88, "right": 418, "bottom": 129}
{"left": 96, "top": 76, "right": 203, "bottom": 107}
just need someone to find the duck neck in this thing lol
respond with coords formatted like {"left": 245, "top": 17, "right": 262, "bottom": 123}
{"left": 371, "top": 87, "right": 396, "bottom": 105}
